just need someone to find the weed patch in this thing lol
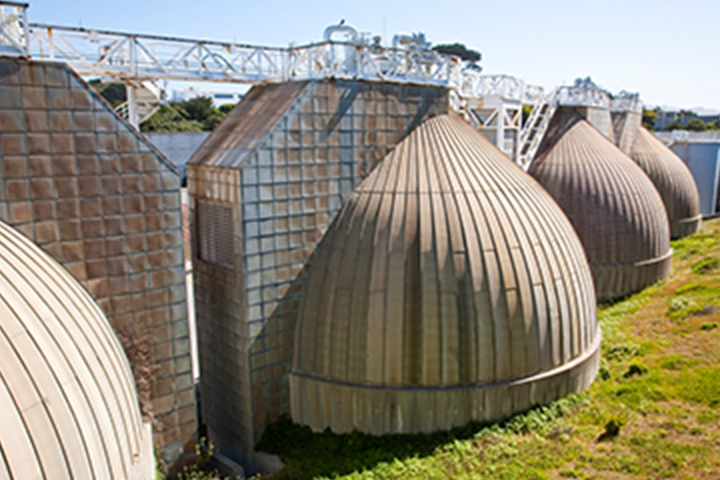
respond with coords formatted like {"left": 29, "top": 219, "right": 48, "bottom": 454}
{"left": 598, "top": 418, "right": 622, "bottom": 441}
{"left": 691, "top": 257, "right": 720, "bottom": 275}
{"left": 674, "top": 367, "right": 720, "bottom": 408}
{"left": 672, "top": 234, "right": 720, "bottom": 260}
{"left": 624, "top": 362, "right": 648, "bottom": 378}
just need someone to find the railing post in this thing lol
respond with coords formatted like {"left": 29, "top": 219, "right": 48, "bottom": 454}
{"left": 20, "top": 0, "right": 27, "bottom": 55}
{"left": 0, "top": 1, "right": 29, "bottom": 57}
{"left": 47, "top": 27, "right": 54, "bottom": 59}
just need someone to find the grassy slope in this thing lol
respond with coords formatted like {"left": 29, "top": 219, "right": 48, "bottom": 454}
{"left": 258, "top": 219, "right": 720, "bottom": 480}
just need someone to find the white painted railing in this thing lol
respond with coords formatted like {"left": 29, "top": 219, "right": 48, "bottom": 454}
{"left": 24, "top": 22, "right": 463, "bottom": 88}
{"left": 0, "top": 1, "right": 28, "bottom": 56}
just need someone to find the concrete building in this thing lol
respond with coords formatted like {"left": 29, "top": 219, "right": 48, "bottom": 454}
{"left": 0, "top": 57, "right": 195, "bottom": 469}
{"left": 187, "top": 79, "right": 448, "bottom": 471}
{"left": 290, "top": 114, "right": 600, "bottom": 435}
{"left": 655, "top": 131, "right": 720, "bottom": 215}
{"left": 0, "top": 218, "right": 154, "bottom": 479}
{"left": 654, "top": 109, "right": 719, "bottom": 131}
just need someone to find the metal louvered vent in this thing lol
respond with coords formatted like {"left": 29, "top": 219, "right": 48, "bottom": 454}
{"left": 197, "top": 200, "right": 234, "bottom": 270}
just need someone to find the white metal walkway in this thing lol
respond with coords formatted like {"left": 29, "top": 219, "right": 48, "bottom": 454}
{"left": 1, "top": 1, "right": 638, "bottom": 168}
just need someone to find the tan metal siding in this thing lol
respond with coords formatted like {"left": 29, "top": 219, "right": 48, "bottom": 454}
{"left": 290, "top": 114, "right": 600, "bottom": 434}
{"left": 0, "top": 219, "right": 150, "bottom": 479}
{"left": 630, "top": 127, "right": 701, "bottom": 239}
{"left": 530, "top": 108, "right": 672, "bottom": 301}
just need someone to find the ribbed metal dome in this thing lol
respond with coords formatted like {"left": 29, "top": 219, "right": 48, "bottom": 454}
{"left": 629, "top": 127, "right": 701, "bottom": 239}
{"left": 529, "top": 108, "right": 672, "bottom": 301}
{"left": 290, "top": 114, "right": 600, "bottom": 435}
{"left": 0, "top": 220, "right": 153, "bottom": 479}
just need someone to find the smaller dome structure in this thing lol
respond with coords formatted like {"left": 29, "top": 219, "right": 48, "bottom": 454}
{"left": 529, "top": 108, "right": 672, "bottom": 301}
{"left": 290, "top": 113, "right": 600, "bottom": 435}
{"left": 0, "top": 220, "right": 154, "bottom": 479}
{"left": 629, "top": 127, "right": 701, "bottom": 239}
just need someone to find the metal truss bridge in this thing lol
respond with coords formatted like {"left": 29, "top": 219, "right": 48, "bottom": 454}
{"left": 0, "top": 1, "right": 640, "bottom": 167}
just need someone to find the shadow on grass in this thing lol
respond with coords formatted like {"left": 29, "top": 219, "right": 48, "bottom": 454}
{"left": 256, "top": 395, "right": 583, "bottom": 480}
{"left": 255, "top": 414, "right": 490, "bottom": 479}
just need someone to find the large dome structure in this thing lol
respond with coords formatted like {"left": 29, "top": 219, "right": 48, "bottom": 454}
{"left": 529, "top": 108, "right": 672, "bottom": 301}
{"left": 289, "top": 114, "right": 601, "bottom": 435}
{"left": 629, "top": 127, "right": 701, "bottom": 239}
{"left": 0, "top": 220, "right": 154, "bottom": 479}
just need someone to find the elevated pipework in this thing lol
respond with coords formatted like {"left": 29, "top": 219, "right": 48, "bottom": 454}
{"left": 391, "top": 32, "right": 431, "bottom": 51}
{"left": 323, "top": 22, "right": 361, "bottom": 44}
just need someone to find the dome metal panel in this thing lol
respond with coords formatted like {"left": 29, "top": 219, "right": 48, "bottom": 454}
{"left": 290, "top": 114, "right": 600, "bottom": 435}
{"left": 530, "top": 108, "right": 672, "bottom": 301}
{"left": 629, "top": 127, "right": 701, "bottom": 239}
{"left": 0, "top": 220, "right": 152, "bottom": 480}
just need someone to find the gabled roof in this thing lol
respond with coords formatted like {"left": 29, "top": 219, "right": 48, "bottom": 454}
{"left": 188, "top": 81, "right": 310, "bottom": 169}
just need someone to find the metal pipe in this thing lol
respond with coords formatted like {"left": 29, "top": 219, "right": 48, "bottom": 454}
{"left": 323, "top": 22, "right": 360, "bottom": 44}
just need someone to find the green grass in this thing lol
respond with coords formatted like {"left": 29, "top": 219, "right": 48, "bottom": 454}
{"left": 257, "top": 219, "right": 720, "bottom": 479}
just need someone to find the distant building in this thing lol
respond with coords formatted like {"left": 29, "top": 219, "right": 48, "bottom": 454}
{"left": 654, "top": 109, "right": 719, "bottom": 131}
{"left": 654, "top": 131, "right": 720, "bottom": 215}
{"left": 171, "top": 88, "right": 245, "bottom": 107}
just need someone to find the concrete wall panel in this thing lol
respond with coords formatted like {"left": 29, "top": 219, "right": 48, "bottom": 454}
{"left": 0, "top": 57, "right": 194, "bottom": 470}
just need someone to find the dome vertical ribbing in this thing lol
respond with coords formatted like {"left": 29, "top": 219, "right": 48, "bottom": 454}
{"left": 0, "top": 220, "right": 152, "bottom": 479}
{"left": 529, "top": 108, "right": 672, "bottom": 301}
{"left": 629, "top": 127, "right": 701, "bottom": 239}
{"left": 290, "top": 113, "right": 600, "bottom": 435}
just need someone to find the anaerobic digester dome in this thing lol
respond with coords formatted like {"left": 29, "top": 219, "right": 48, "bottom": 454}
{"left": 629, "top": 127, "right": 701, "bottom": 239}
{"left": 529, "top": 108, "right": 672, "bottom": 302}
{"left": 0, "top": 220, "right": 153, "bottom": 479}
{"left": 290, "top": 114, "right": 601, "bottom": 435}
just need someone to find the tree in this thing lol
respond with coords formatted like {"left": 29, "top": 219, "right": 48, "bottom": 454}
{"left": 140, "top": 96, "right": 230, "bottom": 133}
{"left": 665, "top": 122, "right": 685, "bottom": 131}
{"left": 432, "top": 43, "right": 481, "bottom": 62}
{"left": 140, "top": 105, "right": 204, "bottom": 133}
{"left": 218, "top": 103, "right": 236, "bottom": 115}
{"left": 202, "top": 110, "right": 226, "bottom": 131}
{"left": 686, "top": 118, "right": 707, "bottom": 132}
{"left": 642, "top": 107, "right": 657, "bottom": 131}
{"left": 89, "top": 80, "right": 127, "bottom": 107}
{"left": 177, "top": 96, "right": 215, "bottom": 123}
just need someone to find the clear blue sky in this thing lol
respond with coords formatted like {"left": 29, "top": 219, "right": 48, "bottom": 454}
{"left": 26, "top": 0, "right": 720, "bottom": 111}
